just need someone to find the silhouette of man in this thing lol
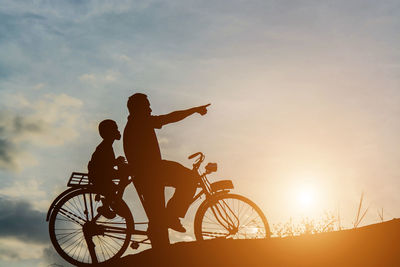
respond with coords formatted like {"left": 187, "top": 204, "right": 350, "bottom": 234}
{"left": 123, "top": 93, "right": 210, "bottom": 248}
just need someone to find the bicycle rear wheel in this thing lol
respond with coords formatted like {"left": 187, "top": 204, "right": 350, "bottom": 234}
{"left": 194, "top": 193, "right": 270, "bottom": 240}
{"left": 48, "top": 188, "right": 133, "bottom": 266}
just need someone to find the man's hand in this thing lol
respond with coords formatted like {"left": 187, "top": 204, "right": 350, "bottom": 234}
{"left": 196, "top": 104, "right": 211, "bottom": 116}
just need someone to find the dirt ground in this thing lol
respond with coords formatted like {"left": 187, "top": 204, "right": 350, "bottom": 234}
{"left": 112, "top": 219, "right": 400, "bottom": 267}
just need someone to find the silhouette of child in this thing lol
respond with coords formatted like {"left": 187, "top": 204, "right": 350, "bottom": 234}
{"left": 88, "top": 119, "right": 128, "bottom": 219}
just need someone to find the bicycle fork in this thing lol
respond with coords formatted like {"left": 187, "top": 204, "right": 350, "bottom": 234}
{"left": 83, "top": 225, "right": 98, "bottom": 264}
{"left": 81, "top": 194, "right": 104, "bottom": 264}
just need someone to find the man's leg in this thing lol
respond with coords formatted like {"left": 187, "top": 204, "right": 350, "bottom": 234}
{"left": 116, "top": 164, "right": 131, "bottom": 198}
{"left": 160, "top": 160, "right": 198, "bottom": 219}
{"left": 139, "top": 177, "right": 170, "bottom": 249}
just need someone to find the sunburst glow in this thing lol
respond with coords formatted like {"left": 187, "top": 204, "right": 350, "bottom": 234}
{"left": 294, "top": 184, "right": 319, "bottom": 212}
{"left": 297, "top": 187, "right": 315, "bottom": 207}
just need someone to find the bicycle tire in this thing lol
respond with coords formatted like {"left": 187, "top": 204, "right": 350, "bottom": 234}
{"left": 48, "top": 188, "right": 134, "bottom": 266}
{"left": 194, "top": 193, "right": 270, "bottom": 240}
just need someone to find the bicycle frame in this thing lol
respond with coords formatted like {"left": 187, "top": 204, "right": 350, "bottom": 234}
{"left": 132, "top": 152, "right": 232, "bottom": 217}
{"left": 48, "top": 152, "right": 236, "bottom": 248}
{"left": 126, "top": 152, "right": 235, "bottom": 245}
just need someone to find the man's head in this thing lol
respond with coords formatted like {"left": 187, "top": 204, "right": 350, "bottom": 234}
{"left": 127, "top": 93, "right": 151, "bottom": 116}
{"left": 98, "top": 119, "right": 121, "bottom": 141}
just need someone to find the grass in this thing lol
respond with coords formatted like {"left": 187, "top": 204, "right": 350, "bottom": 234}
{"left": 272, "top": 211, "right": 339, "bottom": 237}
{"left": 272, "top": 192, "right": 388, "bottom": 237}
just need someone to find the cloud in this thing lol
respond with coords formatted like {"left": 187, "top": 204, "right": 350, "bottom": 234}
{"left": 0, "top": 237, "right": 46, "bottom": 261}
{"left": 0, "top": 198, "right": 72, "bottom": 265}
{"left": 41, "top": 246, "right": 74, "bottom": 267}
{"left": 0, "top": 179, "right": 46, "bottom": 199}
{"left": 1, "top": 0, "right": 141, "bottom": 22}
{"left": 79, "top": 70, "right": 120, "bottom": 85}
{"left": 0, "top": 197, "right": 47, "bottom": 244}
{"left": 0, "top": 112, "right": 43, "bottom": 171}
{"left": 0, "top": 93, "right": 83, "bottom": 171}
{"left": 79, "top": 73, "right": 96, "bottom": 82}
{"left": 0, "top": 244, "right": 19, "bottom": 261}
{"left": 0, "top": 138, "right": 18, "bottom": 170}
{"left": 33, "top": 83, "right": 45, "bottom": 90}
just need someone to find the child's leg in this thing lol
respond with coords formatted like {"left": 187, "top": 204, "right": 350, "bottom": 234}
{"left": 96, "top": 181, "right": 118, "bottom": 219}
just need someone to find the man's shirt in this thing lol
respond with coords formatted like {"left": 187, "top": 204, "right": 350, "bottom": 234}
{"left": 123, "top": 115, "right": 167, "bottom": 173}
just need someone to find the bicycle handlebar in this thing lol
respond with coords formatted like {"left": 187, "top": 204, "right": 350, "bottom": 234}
{"left": 189, "top": 152, "right": 205, "bottom": 172}
{"left": 188, "top": 152, "right": 202, "bottom": 159}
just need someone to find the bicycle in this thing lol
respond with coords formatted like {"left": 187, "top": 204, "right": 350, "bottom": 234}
{"left": 46, "top": 152, "right": 271, "bottom": 266}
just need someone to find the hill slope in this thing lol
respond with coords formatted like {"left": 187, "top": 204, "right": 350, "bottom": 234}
{"left": 115, "top": 219, "right": 400, "bottom": 267}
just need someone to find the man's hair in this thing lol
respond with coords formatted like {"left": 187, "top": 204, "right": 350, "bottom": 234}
{"left": 98, "top": 119, "right": 116, "bottom": 139}
{"left": 127, "top": 93, "right": 148, "bottom": 114}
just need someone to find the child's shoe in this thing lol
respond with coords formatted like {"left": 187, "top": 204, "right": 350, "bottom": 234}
{"left": 97, "top": 206, "right": 116, "bottom": 219}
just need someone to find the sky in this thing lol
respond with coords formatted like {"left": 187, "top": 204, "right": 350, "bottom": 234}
{"left": 1, "top": 0, "right": 400, "bottom": 266}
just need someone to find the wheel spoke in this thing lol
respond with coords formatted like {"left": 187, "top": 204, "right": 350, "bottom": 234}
{"left": 59, "top": 207, "right": 86, "bottom": 225}
{"left": 197, "top": 194, "right": 269, "bottom": 241}
{"left": 49, "top": 189, "right": 133, "bottom": 266}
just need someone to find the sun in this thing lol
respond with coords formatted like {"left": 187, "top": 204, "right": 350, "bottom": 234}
{"left": 296, "top": 185, "right": 317, "bottom": 210}
{"left": 284, "top": 173, "right": 328, "bottom": 216}
{"left": 298, "top": 188, "right": 314, "bottom": 206}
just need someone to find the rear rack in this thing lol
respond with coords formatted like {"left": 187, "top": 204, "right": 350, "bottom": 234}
{"left": 67, "top": 172, "right": 123, "bottom": 187}
{"left": 67, "top": 172, "right": 91, "bottom": 187}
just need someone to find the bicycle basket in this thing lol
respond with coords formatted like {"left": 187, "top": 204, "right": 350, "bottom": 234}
{"left": 67, "top": 172, "right": 91, "bottom": 187}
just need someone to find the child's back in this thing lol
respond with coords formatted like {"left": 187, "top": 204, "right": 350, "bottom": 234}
{"left": 88, "top": 140, "right": 117, "bottom": 187}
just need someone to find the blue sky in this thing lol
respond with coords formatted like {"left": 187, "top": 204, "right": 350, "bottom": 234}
{"left": 1, "top": 0, "right": 400, "bottom": 266}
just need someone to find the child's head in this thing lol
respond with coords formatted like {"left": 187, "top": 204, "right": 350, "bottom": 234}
{"left": 98, "top": 119, "right": 121, "bottom": 141}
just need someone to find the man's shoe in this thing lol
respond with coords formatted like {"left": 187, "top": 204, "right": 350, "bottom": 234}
{"left": 169, "top": 218, "right": 186, "bottom": 233}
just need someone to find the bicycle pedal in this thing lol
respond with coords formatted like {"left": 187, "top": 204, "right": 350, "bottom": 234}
{"left": 130, "top": 241, "right": 139, "bottom": 250}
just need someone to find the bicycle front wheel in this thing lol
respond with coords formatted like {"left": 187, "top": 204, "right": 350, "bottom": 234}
{"left": 194, "top": 193, "right": 270, "bottom": 240}
{"left": 48, "top": 188, "right": 134, "bottom": 266}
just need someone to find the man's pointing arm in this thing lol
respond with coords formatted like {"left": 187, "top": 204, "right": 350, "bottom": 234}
{"left": 156, "top": 104, "right": 211, "bottom": 126}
